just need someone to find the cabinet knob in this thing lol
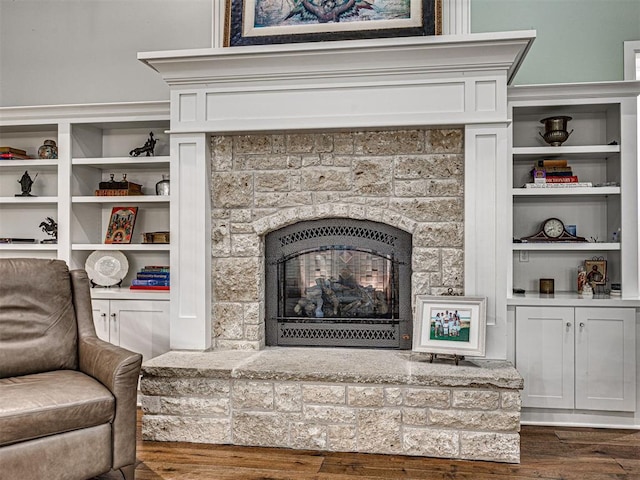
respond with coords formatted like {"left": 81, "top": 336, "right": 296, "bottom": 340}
{"left": 101, "top": 313, "right": 107, "bottom": 319}
{"left": 111, "top": 313, "right": 117, "bottom": 320}
{"left": 566, "top": 322, "right": 572, "bottom": 327}
{"left": 579, "top": 322, "right": 585, "bottom": 328}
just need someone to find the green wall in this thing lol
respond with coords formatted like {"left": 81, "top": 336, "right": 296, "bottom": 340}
{"left": 471, "top": 0, "right": 640, "bottom": 85}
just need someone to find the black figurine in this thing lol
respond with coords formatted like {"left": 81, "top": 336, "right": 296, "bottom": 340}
{"left": 16, "top": 171, "right": 37, "bottom": 197}
{"left": 129, "top": 132, "right": 157, "bottom": 157}
{"left": 39, "top": 217, "right": 58, "bottom": 244}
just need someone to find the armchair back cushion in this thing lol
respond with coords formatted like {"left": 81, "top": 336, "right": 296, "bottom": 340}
{"left": 0, "top": 258, "right": 78, "bottom": 378}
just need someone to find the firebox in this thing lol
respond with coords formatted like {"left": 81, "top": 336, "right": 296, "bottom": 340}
{"left": 265, "top": 219, "right": 412, "bottom": 349}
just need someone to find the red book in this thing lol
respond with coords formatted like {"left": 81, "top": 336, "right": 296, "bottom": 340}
{"left": 545, "top": 176, "right": 579, "bottom": 183}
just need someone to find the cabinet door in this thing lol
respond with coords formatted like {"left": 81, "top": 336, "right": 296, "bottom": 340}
{"left": 91, "top": 299, "right": 111, "bottom": 342}
{"left": 109, "top": 300, "right": 169, "bottom": 362}
{"left": 575, "top": 308, "right": 636, "bottom": 412}
{"left": 516, "top": 307, "right": 575, "bottom": 409}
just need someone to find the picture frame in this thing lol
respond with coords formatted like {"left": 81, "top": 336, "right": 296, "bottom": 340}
{"left": 413, "top": 295, "right": 487, "bottom": 357}
{"left": 104, "top": 206, "right": 138, "bottom": 244}
{"left": 584, "top": 259, "right": 607, "bottom": 286}
{"left": 224, "top": 0, "right": 442, "bottom": 47}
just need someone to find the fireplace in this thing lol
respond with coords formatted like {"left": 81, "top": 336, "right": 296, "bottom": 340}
{"left": 265, "top": 219, "right": 412, "bottom": 348}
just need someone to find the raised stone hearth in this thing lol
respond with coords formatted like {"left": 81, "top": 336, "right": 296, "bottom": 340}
{"left": 141, "top": 349, "right": 523, "bottom": 463}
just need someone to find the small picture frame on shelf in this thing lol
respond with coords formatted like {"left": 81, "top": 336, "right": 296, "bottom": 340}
{"left": 413, "top": 295, "right": 487, "bottom": 357}
{"left": 584, "top": 259, "right": 607, "bottom": 286}
{"left": 105, "top": 206, "right": 138, "bottom": 244}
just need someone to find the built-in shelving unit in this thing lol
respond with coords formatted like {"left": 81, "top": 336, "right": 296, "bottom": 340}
{"left": 507, "top": 82, "right": 640, "bottom": 302}
{"left": 0, "top": 102, "right": 171, "bottom": 296}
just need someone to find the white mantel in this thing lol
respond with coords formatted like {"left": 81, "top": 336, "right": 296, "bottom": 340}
{"left": 139, "top": 32, "right": 536, "bottom": 357}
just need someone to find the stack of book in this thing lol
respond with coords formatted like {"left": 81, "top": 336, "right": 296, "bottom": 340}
{"left": 526, "top": 159, "right": 592, "bottom": 188}
{"left": 130, "top": 266, "right": 170, "bottom": 290}
{"left": 0, "top": 147, "right": 31, "bottom": 159}
{"left": 95, "top": 174, "right": 143, "bottom": 196}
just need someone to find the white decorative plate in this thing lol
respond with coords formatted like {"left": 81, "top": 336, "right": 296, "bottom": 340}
{"left": 85, "top": 250, "right": 129, "bottom": 287}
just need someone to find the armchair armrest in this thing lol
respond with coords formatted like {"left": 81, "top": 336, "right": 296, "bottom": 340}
{"left": 79, "top": 336, "right": 142, "bottom": 470}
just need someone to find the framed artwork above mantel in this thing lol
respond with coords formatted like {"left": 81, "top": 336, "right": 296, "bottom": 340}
{"left": 224, "top": 0, "right": 442, "bottom": 47}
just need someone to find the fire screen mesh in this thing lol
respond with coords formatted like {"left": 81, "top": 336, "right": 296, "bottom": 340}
{"left": 265, "top": 219, "right": 412, "bottom": 348}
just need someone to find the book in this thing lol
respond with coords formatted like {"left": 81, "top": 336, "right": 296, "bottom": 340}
{"left": 545, "top": 176, "right": 579, "bottom": 183}
{"left": 525, "top": 182, "right": 593, "bottom": 188}
{"left": 537, "top": 159, "right": 568, "bottom": 168}
{"left": 129, "top": 285, "right": 170, "bottom": 291}
{"left": 0, "top": 146, "right": 27, "bottom": 155}
{"left": 0, "top": 152, "right": 32, "bottom": 159}
{"left": 142, "top": 265, "right": 170, "bottom": 272}
{"left": 136, "top": 272, "right": 170, "bottom": 280}
{"left": 545, "top": 171, "right": 575, "bottom": 177}
{"left": 544, "top": 166, "right": 573, "bottom": 173}
{"left": 131, "top": 278, "right": 170, "bottom": 286}
{"left": 95, "top": 188, "right": 143, "bottom": 196}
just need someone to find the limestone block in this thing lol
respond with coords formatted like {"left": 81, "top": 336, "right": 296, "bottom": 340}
{"left": 142, "top": 415, "right": 230, "bottom": 444}
{"left": 428, "top": 409, "right": 520, "bottom": 432}
{"left": 243, "top": 323, "right": 265, "bottom": 342}
{"left": 442, "top": 249, "right": 464, "bottom": 287}
{"left": 394, "top": 180, "right": 427, "bottom": 197}
{"left": 213, "top": 302, "right": 244, "bottom": 340}
{"left": 330, "top": 154, "right": 355, "bottom": 167}
{"left": 403, "top": 387, "right": 451, "bottom": 408}
{"left": 459, "top": 431, "right": 520, "bottom": 463}
{"left": 352, "top": 158, "right": 393, "bottom": 196}
{"left": 254, "top": 171, "right": 291, "bottom": 192}
{"left": 304, "top": 405, "right": 356, "bottom": 424}
{"left": 159, "top": 396, "right": 230, "bottom": 416}
{"left": 425, "top": 179, "right": 464, "bottom": 197}
{"left": 140, "top": 395, "right": 161, "bottom": 414}
{"left": 347, "top": 386, "right": 385, "bottom": 407}
{"left": 275, "top": 383, "right": 303, "bottom": 412}
{"left": 212, "top": 172, "right": 253, "bottom": 208}
{"left": 235, "top": 135, "right": 272, "bottom": 154}
{"left": 240, "top": 154, "right": 301, "bottom": 171}
{"left": 284, "top": 134, "right": 315, "bottom": 153}
{"left": 411, "top": 272, "right": 431, "bottom": 295}
{"left": 299, "top": 168, "right": 351, "bottom": 191}
{"left": 452, "top": 390, "right": 500, "bottom": 410}
{"left": 412, "top": 248, "right": 441, "bottom": 272}
{"left": 414, "top": 222, "right": 464, "bottom": 248}
{"left": 355, "top": 130, "right": 424, "bottom": 155}
{"left": 290, "top": 422, "right": 328, "bottom": 449}
{"left": 425, "top": 128, "right": 464, "bottom": 154}
{"left": 231, "top": 233, "right": 260, "bottom": 257}
{"left": 356, "top": 408, "right": 402, "bottom": 454}
{"left": 401, "top": 407, "right": 429, "bottom": 426}
{"left": 403, "top": 427, "right": 460, "bottom": 457}
{"left": 141, "top": 377, "right": 230, "bottom": 396}
{"left": 212, "top": 257, "right": 260, "bottom": 302}
{"left": 394, "top": 154, "right": 463, "bottom": 179}
{"left": 210, "top": 136, "right": 233, "bottom": 170}
{"left": 301, "top": 154, "right": 321, "bottom": 167}
{"left": 384, "top": 388, "right": 403, "bottom": 406}
{"left": 254, "top": 191, "right": 313, "bottom": 208}
{"left": 232, "top": 381, "right": 274, "bottom": 410}
{"left": 390, "top": 198, "right": 463, "bottom": 222}
{"left": 501, "top": 391, "right": 522, "bottom": 411}
{"left": 302, "top": 385, "right": 346, "bottom": 404}
{"left": 232, "top": 412, "right": 290, "bottom": 447}
{"left": 333, "top": 133, "right": 355, "bottom": 154}
{"left": 327, "top": 424, "right": 357, "bottom": 452}
{"left": 272, "top": 135, "right": 286, "bottom": 153}
{"left": 243, "top": 302, "right": 262, "bottom": 325}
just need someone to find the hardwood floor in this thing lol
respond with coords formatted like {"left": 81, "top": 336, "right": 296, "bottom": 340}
{"left": 99, "top": 413, "right": 640, "bottom": 480}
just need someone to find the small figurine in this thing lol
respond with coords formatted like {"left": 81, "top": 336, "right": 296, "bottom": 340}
{"left": 39, "top": 217, "right": 58, "bottom": 244}
{"left": 129, "top": 132, "right": 157, "bottom": 157}
{"left": 16, "top": 171, "right": 37, "bottom": 197}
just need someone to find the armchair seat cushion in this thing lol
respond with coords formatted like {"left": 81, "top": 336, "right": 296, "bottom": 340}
{"left": 0, "top": 370, "right": 115, "bottom": 447}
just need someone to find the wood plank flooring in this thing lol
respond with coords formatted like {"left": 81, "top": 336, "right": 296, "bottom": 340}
{"left": 97, "top": 413, "right": 640, "bottom": 480}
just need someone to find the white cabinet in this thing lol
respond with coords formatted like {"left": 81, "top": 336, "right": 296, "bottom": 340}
{"left": 92, "top": 298, "right": 170, "bottom": 362}
{"left": 516, "top": 306, "right": 636, "bottom": 412}
{"left": 508, "top": 82, "right": 640, "bottom": 298}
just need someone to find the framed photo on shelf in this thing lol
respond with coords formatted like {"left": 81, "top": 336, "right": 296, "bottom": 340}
{"left": 413, "top": 295, "right": 487, "bottom": 357}
{"left": 105, "top": 206, "right": 138, "bottom": 244}
{"left": 224, "top": 0, "right": 442, "bottom": 47}
{"left": 584, "top": 258, "right": 607, "bottom": 286}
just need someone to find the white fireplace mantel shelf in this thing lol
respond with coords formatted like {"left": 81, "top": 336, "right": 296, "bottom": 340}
{"left": 139, "top": 31, "right": 535, "bottom": 133}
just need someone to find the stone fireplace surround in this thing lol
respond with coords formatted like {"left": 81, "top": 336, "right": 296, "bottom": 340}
{"left": 139, "top": 31, "right": 536, "bottom": 463}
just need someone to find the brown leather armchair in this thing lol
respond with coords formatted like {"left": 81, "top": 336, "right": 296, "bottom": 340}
{"left": 0, "top": 258, "right": 142, "bottom": 480}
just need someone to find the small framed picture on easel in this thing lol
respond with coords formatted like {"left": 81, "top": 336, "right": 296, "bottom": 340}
{"left": 104, "top": 206, "right": 138, "bottom": 244}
